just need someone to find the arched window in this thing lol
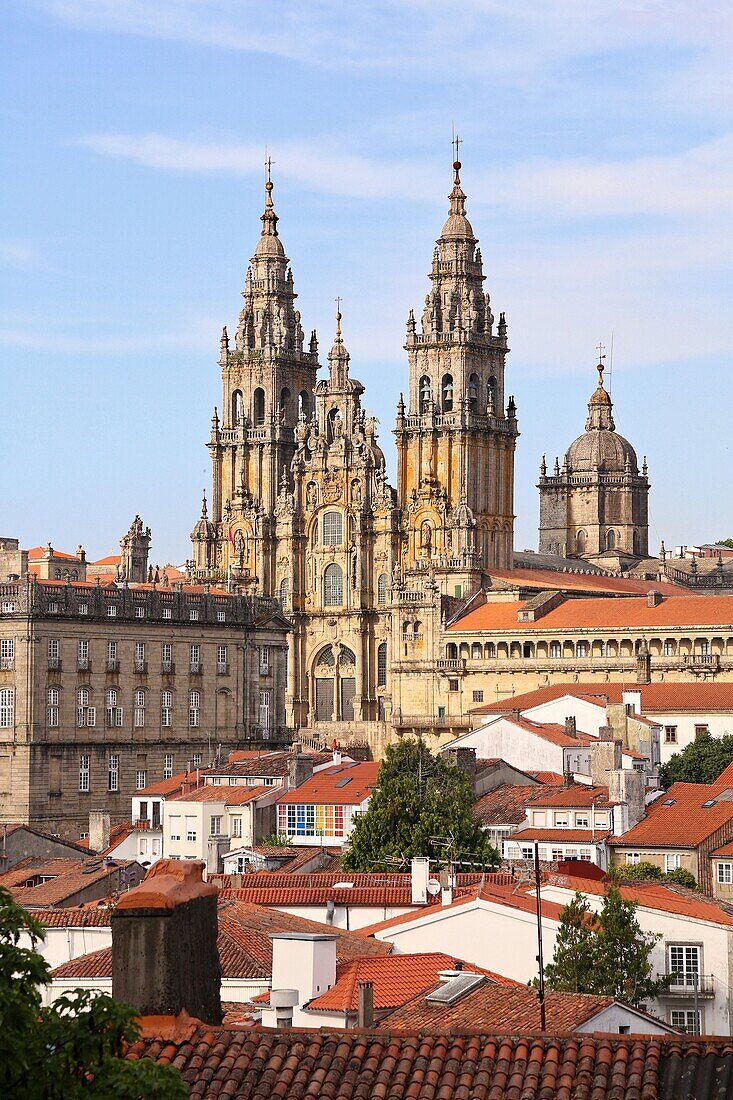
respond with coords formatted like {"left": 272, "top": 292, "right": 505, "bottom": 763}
{"left": 485, "top": 642, "right": 496, "bottom": 659}
{"left": 47, "top": 687, "right": 59, "bottom": 727}
{"left": 441, "top": 374, "right": 454, "bottom": 412}
{"left": 323, "top": 511, "right": 342, "bottom": 546}
{"left": 550, "top": 642, "right": 561, "bottom": 659}
{"left": 576, "top": 530, "right": 587, "bottom": 554}
{"left": 279, "top": 577, "right": 289, "bottom": 607}
{"left": 377, "top": 642, "right": 388, "bottom": 687}
{"left": 377, "top": 573, "right": 388, "bottom": 605}
{"left": 419, "top": 376, "right": 431, "bottom": 413}
{"left": 232, "top": 389, "right": 243, "bottom": 425}
{"left": 279, "top": 387, "right": 291, "bottom": 426}
{"left": 161, "top": 690, "right": 173, "bottom": 727}
{"left": 468, "top": 373, "right": 479, "bottom": 412}
{"left": 71, "top": 570, "right": 78, "bottom": 580}
{"left": 324, "top": 564, "right": 343, "bottom": 606}
{"left": 134, "top": 689, "right": 145, "bottom": 728}
{"left": 106, "top": 688, "right": 121, "bottom": 728}
{"left": 606, "top": 529, "right": 616, "bottom": 550}
{"left": 298, "top": 391, "right": 310, "bottom": 419}
{"left": 576, "top": 641, "right": 589, "bottom": 658}
{"left": 316, "top": 647, "right": 335, "bottom": 668}
{"left": 189, "top": 690, "right": 200, "bottom": 728}
{"left": 54, "top": 569, "right": 61, "bottom": 579}
{"left": 339, "top": 646, "right": 356, "bottom": 666}
{"left": 326, "top": 407, "right": 342, "bottom": 443}
{"left": 487, "top": 376, "right": 497, "bottom": 408}
{"left": 253, "top": 388, "right": 265, "bottom": 426}
{"left": 445, "top": 642, "right": 458, "bottom": 660}
{"left": 471, "top": 642, "right": 482, "bottom": 660}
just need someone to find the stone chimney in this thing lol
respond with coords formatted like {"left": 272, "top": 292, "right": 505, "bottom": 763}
{"left": 589, "top": 737, "right": 622, "bottom": 787}
{"left": 358, "top": 981, "right": 374, "bottom": 1028}
{"left": 111, "top": 860, "right": 221, "bottom": 1023}
{"left": 288, "top": 746, "right": 314, "bottom": 790}
{"left": 608, "top": 767, "right": 646, "bottom": 834}
{"left": 564, "top": 716, "right": 577, "bottom": 739}
{"left": 89, "top": 810, "right": 111, "bottom": 853}
{"left": 646, "top": 590, "right": 662, "bottom": 607}
{"left": 445, "top": 747, "right": 477, "bottom": 791}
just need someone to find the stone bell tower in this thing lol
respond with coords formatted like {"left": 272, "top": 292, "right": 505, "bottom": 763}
{"left": 192, "top": 168, "right": 319, "bottom": 592}
{"left": 119, "top": 515, "right": 151, "bottom": 584}
{"left": 395, "top": 152, "right": 519, "bottom": 597}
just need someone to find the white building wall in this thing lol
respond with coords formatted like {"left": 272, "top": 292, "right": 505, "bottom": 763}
{"left": 446, "top": 719, "right": 566, "bottom": 775}
{"left": 267, "top": 902, "right": 418, "bottom": 930}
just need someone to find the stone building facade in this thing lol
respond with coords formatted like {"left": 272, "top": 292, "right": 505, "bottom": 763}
{"left": 0, "top": 576, "right": 289, "bottom": 840}
{"left": 538, "top": 361, "right": 649, "bottom": 567}
{"left": 191, "top": 159, "right": 517, "bottom": 753}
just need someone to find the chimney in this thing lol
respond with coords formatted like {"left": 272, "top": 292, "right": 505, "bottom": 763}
{"left": 207, "top": 834, "right": 230, "bottom": 875}
{"left": 410, "top": 855, "right": 429, "bottom": 905}
{"left": 439, "top": 866, "right": 453, "bottom": 906}
{"left": 445, "top": 747, "right": 477, "bottom": 791}
{"left": 270, "top": 988, "right": 298, "bottom": 1028}
{"left": 589, "top": 738, "right": 622, "bottom": 786}
{"left": 111, "top": 860, "right": 221, "bottom": 1023}
{"left": 564, "top": 716, "right": 577, "bottom": 739}
{"left": 357, "top": 981, "right": 374, "bottom": 1028}
{"left": 646, "top": 590, "right": 662, "bottom": 607}
{"left": 608, "top": 768, "right": 646, "bottom": 834}
{"left": 89, "top": 810, "right": 111, "bottom": 853}
{"left": 270, "top": 932, "right": 337, "bottom": 1006}
{"left": 288, "top": 747, "right": 314, "bottom": 790}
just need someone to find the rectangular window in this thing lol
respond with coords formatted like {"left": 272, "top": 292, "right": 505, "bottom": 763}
{"left": 162, "top": 607, "right": 172, "bottom": 619}
{"left": 78, "top": 601, "right": 88, "bottom": 616}
{"left": 169, "top": 815, "right": 181, "bottom": 842}
{"left": 108, "top": 754, "right": 119, "bottom": 792}
{"left": 189, "top": 609, "right": 199, "bottom": 621}
{"left": 163, "top": 752, "right": 173, "bottom": 780}
{"left": 448, "top": 679, "right": 459, "bottom": 693}
{"left": 217, "top": 609, "right": 226, "bottom": 623}
{"left": 136, "top": 769, "right": 147, "bottom": 790}
{"left": 665, "top": 853, "right": 682, "bottom": 872}
{"left": 161, "top": 691, "right": 172, "bottom": 727}
{"left": 322, "top": 511, "right": 342, "bottom": 545}
{"left": 669, "top": 945, "right": 700, "bottom": 988}
{"left": 186, "top": 816, "right": 196, "bottom": 842}
{"left": 0, "top": 638, "right": 14, "bottom": 669}
{"left": 107, "top": 604, "right": 117, "bottom": 618}
{"left": 134, "top": 642, "right": 145, "bottom": 670}
{"left": 664, "top": 726, "right": 678, "bottom": 744}
{"left": 47, "top": 688, "right": 59, "bottom": 727}
{"left": 259, "top": 690, "right": 270, "bottom": 730}
{"left": 1, "top": 601, "right": 16, "bottom": 613}
{"left": 231, "top": 816, "right": 242, "bottom": 838}
{"left": 140, "top": 837, "right": 147, "bottom": 854}
{"left": 135, "top": 604, "right": 145, "bottom": 618}
{"left": 161, "top": 643, "right": 172, "bottom": 672}
{"left": 670, "top": 1010, "right": 700, "bottom": 1036}
{"left": 663, "top": 640, "right": 674, "bottom": 656}
{"left": 189, "top": 691, "right": 200, "bottom": 728}
{"left": 77, "top": 639, "right": 89, "bottom": 669}
{"left": 472, "top": 689, "right": 484, "bottom": 703}
{"left": 192, "top": 752, "right": 202, "bottom": 768}
{"left": 210, "top": 815, "right": 222, "bottom": 836}
{"left": 260, "top": 646, "right": 269, "bottom": 673}
{"left": 134, "top": 691, "right": 145, "bottom": 728}
{"left": 48, "top": 638, "right": 59, "bottom": 660}
{"left": 79, "top": 754, "right": 90, "bottom": 792}
{"left": 217, "top": 644, "right": 228, "bottom": 673}
{"left": 695, "top": 725, "right": 709, "bottom": 739}
{"left": 0, "top": 686, "right": 13, "bottom": 730}
{"left": 626, "top": 852, "right": 641, "bottom": 865}
{"left": 48, "top": 602, "right": 59, "bottom": 614}
{"left": 554, "top": 813, "right": 569, "bottom": 827}
{"left": 550, "top": 642, "right": 561, "bottom": 659}
{"left": 717, "top": 862, "right": 732, "bottom": 884}
{"left": 575, "top": 813, "right": 589, "bottom": 828}
{"left": 190, "top": 644, "right": 200, "bottom": 672}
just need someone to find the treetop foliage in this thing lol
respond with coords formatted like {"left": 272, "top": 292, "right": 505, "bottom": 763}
{"left": 342, "top": 737, "right": 499, "bottom": 872}
{"left": 658, "top": 731, "right": 733, "bottom": 789}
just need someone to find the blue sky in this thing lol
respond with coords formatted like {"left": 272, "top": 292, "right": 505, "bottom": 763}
{"left": 3, "top": 2, "right": 732, "bottom": 565}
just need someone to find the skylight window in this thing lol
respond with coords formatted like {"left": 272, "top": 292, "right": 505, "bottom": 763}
{"left": 335, "top": 777, "right": 353, "bottom": 787}
{"left": 663, "top": 799, "right": 676, "bottom": 806}
{"left": 702, "top": 799, "right": 718, "bottom": 808}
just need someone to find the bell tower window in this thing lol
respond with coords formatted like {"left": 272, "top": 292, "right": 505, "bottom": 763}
{"left": 606, "top": 529, "right": 616, "bottom": 550}
{"left": 253, "top": 388, "right": 265, "bottom": 426}
{"left": 441, "top": 374, "right": 454, "bottom": 412}
{"left": 576, "top": 529, "right": 587, "bottom": 554}
{"left": 232, "top": 390, "right": 243, "bottom": 425}
{"left": 279, "top": 387, "right": 291, "bottom": 426}
{"left": 468, "top": 373, "right": 479, "bottom": 412}
{"left": 419, "top": 376, "right": 431, "bottom": 413}
{"left": 487, "top": 376, "right": 497, "bottom": 408}
{"left": 298, "top": 391, "right": 310, "bottom": 419}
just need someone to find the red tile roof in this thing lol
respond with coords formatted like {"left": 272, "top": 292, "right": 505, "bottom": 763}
{"left": 710, "top": 840, "right": 733, "bottom": 857}
{"left": 472, "top": 784, "right": 559, "bottom": 827}
{"left": 216, "top": 871, "right": 490, "bottom": 910}
{"left": 135, "top": 771, "right": 208, "bottom": 797}
{"left": 544, "top": 871, "right": 733, "bottom": 927}
{"left": 449, "top": 593, "right": 733, "bottom": 634}
{"left": 26, "top": 907, "right": 112, "bottom": 927}
{"left": 277, "top": 762, "right": 380, "bottom": 806}
{"left": 499, "top": 714, "right": 598, "bottom": 747}
{"left": 52, "top": 945, "right": 113, "bottom": 979}
{"left": 26, "top": 546, "right": 81, "bottom": 561}
{"left": 608, "top": 779, "right": 733, "bottom": 849}
{"left": 384, "top": 982, "right": 618, "bottom": 1034}
{"left": 127, "top": 1028, "right": 733, "bottom": 1097}
{"left": 0, "top": 857, "right": 141, "bottom": 908}
{"left": 475, "top": 681, "right": 733, "bottom": 715}
{"left": 487, "top": 566, "right": 685, "bottom": 596}
{"left": 510, "top": 827, "right": 610, "bottom": 844}
{"left": 306, "top": 953, "right": 517, "bottom": 1013}
{"left": 529, "top": 784, "right": 611, "bottom": 808}
{"left": 167, "top": 784, "right": 270, "bottom": 806}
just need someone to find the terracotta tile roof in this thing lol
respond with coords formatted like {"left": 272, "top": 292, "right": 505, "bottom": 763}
{"left": 277, "top": 761, "right": 381, "bottom": 806}
{"left": 216, "top": 871, "right": 487, "bottom": 909}
{"left": 487, "top": 566, "right": 685, "bottom": 596}
{"left": 384, "top": 982, "right": 617, "bottom": 1034}
{"left": 475, "top": 681, "right": 733, "bottom": 716}
{"left": 0, "top": 857, "right": 140, "bottom": 908}
{"left": 501, "top": 714, "right": 597, "bottom": 747}
{"left": 544, "top": 871, "right": 733, "bottom": 927}
{"left": 306, "top": 953, "right": 518, "bottom": 1013}
{"left": 472, "top": 784, "right": 560, "bottom": 827}
{"left": 449, "top": 593, "right": 733, "bottom": 634}
{"left": 608, "top": 779, "right": 733, "bottom": 848}
{"left": 127, "top": 1028, "right": 733, "bottom": 1097}
{"left": 90, "top": 554, "right": 122, "bottom": 566}
{"left": 527, "top": 771, "right": 567, "bottom": 785}
{"left": 710, "top": 840, "right": 733, "bottom": 857}
{"left": 26, "top": 546, "right": 81, "bottom": 561}
{"left": 528, "top": 784, "right": 611, "bottom": 808}
{"left": 167, "top": 784, "right": 270, "bottom": 806}
{"left": 52, "top": 944, "right": 113, "bottom": 979}
{"left": 135, "top": 771, "right": 205, "bottom": 797}
{"left": 26, "top": 906, "right": 113, "bottom": 927}
{"left": 510, "top": 827, "right": 610, "bottom": 844}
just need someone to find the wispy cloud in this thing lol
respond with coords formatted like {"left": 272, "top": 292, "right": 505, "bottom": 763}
{"left": 0, "top": 311, "right": 218, "bottom": 353}
{"left": 78, "top": 129, "right": 733, "bottom": 221}
{"left": 0, "top": 238, "right": 36, "bottom": 265}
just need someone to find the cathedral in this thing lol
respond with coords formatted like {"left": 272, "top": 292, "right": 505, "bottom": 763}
{"left": 190, "top": 154, "right": 649, "bottom": 751}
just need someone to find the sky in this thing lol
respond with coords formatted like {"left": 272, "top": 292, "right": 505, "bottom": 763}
{"left": 2, "top": 1, "right": 733, "bottom": 565}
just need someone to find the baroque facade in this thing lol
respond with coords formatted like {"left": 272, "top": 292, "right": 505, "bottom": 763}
{"left": 191, "top": 159, "right": 518, "bottom": 751}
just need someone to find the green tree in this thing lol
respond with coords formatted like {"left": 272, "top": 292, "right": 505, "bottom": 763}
{"left": 544, "top": 886, "right": 666, "bottom": 1007}
{"left": 542, "top": 892, "right": 601, "bottom": 993}
{"left": 664, "top": 868, "right": 698, "bottom": 890}
{"left": 608, "top": 862, "right": 698, "bottom": 890}
{"left": 342, "top": 737, "right": 499, "bottom": 872}
{"left": 716, "top": 539, "right": 733, "bottom": 548}
{"left": 658, "top": 731, "right": 733, "bottom": 789}
{"left": 0, "top": 886, "right": 187, "bottom": 1099}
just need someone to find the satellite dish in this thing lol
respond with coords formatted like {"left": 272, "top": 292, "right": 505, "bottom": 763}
{"left": 427, "top": 878, "right": 441, "bottom": 896}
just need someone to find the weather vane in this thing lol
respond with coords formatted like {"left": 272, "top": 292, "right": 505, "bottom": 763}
{"left": 596, "top": 341, "right": 606, "bottom": 361}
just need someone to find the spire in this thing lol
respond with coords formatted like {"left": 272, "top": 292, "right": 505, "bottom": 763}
{"left": 585, "top": 350, "right": 615, "bottom": 431}
{"left": 440, "top": 140, "right": 475, "bottom": 242}
{"left": 201, "top": 490, "right": 208, "bottom": 519}
{"left": 328, "top": 298, "right": 350, "bottom": 386}
{"left": 256, "top": 156, "right": 281, "bottom": 253}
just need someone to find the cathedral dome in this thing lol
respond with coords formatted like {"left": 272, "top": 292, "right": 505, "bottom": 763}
{"left": 439, "top": 161, "right": 476, "bottom": 242}
{"left": 566, "top": 427, "right": 638, "bottom": 474}
{"left": 254, "top": 178, "right": 285, "bottom": 258}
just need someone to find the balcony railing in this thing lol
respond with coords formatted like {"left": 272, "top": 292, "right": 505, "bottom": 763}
{"left": 106, "top": 659, "right": 119, "bottom": 673}
{"left": 0, "top": 657, "right": 14, "bottom": 670}
{"left": 134, "top": 660, "right": 147, "bottom": 674}
{"left": 47, "top": 656, "right": 61, "bottom": 670}
{"left": 436, "top": 658, "right": 467, "bottom": 672}
{"left": 394, "top": 714, "right": 473, "bottom": 730}
{"left": 217, "top": 662, "right": 229, "bottom": 675}
{"left": 663, "top": 974, "right": 715, "bottom": 998}
{"left": 161, "top": 660, "right": 175, "bottom": 674}
{"left": 77, "top": 658, "right": 90, "bottom": 671}
{"left": 190, "top": 661, "right": 202, "bottom": 675}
